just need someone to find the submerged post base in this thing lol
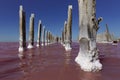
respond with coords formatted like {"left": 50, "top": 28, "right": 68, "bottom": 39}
{"left": 75, "top": 52, "right": 102, "bottom": 72}
{"left": 27, "top": 44, "right": 34, "bottom": 49}
{"left": 18, "top": 53, "right": 25, "bottom": 59}
{"left": 45, "top": 43, "right": 48, "bottom": 46}
{"left": 64, "top": 43, "right": 72, "bottom": 51}
{"left": 36, "top": 44, "right": 40, "bottom": 47}
{"left": 62, "top": 43, "right": 65, "bottom": 47}
{"left": 41, "top": 43, "right": 44, "bottom": 46}
{"left": 18, "top": 47, "right": 25, "bottom": 52}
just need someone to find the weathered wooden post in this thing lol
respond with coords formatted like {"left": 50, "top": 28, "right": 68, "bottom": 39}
{"left": 52, "top": 34, "right": 54, "bottom": 43}
{"left": 61, "top": 30, "right": 64, "bottom": 44}
{"left": 41, "top": 26, "right": 45, "bottom": 46}
{"left": 59, "top": 37, "right": 62, "bottom": 43}
{"left": 105, "top": 24, "right": 112, "bottom": 42}
{"left": 47, "top": 31, "right": 50, "bottom": 45}
{"left": 36, "top": 20, "right": 42, "bottom": 47}
{"left": 19, "top": 5, "right": 26, "bottom": 52}
{"left": 75, "top": 0, "right": 102, "bottom": 72}
{"left": 49, "top": 32, "right": 52, "bottom": 43}
{"left": 56, "top": 36, "right": 59, "bottom": 43}
{"left": 65, "top": 5, "right": 72, "bottom": 51}
{"left": 46, "top": 30, "right": 49, "bottom": 45}
{"left": 45, "top": 30, "right": 48, "bottom": 46}
{"left": 27, "top": 14, "right": 35, "bottom": 49}
{"left": 63, "top": 21, "right": 67, "bottom": 46}
{"left": 48, "top": 32, "right": 51, "bottom": 44}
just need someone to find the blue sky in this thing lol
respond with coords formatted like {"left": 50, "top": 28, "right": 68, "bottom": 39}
{"left": 0, "top": 0, "right": 120, "bottom": 42}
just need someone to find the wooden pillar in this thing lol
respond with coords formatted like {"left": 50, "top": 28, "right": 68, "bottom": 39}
{"left": 28, "top": 14, "right": 35, "bottom": 49}
{"left": 63, "top": 21, "right": 67, "bottom": 46}
{"left": 46, "top": 30, "right": 49, "bottom": 45}
{"left": 41, "top": 26, "right": 45, "bottom": 46}
{"left": 62, "top": 30, "right": 64, "bottom": 44}
{"left": 49, "top": 32, "right": 52, "bottom": 43}
{"left": 65, "top": 5, "right": 72, "bottom": 51}
{"left": 105, "top": 24, "right": 112, "bottom": 42}
{"left": 19, "top": 5, "right": 26, "bottom": 52}
{"left": 36, "top": 20, "right": 42, "bottom": 47}
{"left": 75, "top": 0, "right": 102, "bottom": 72}
{"left": 48, "top": 31, "right": 50, "bottom": 44}
{"left": 45, "top": 30, "right": 48, "bottom": 46}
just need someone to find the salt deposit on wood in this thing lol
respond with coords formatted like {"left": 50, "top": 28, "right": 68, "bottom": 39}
{"left": 36, "top": 20, "right": 42, "bottom": 47}
{"left": 64, "top": 5, "right": 72, "bottom": 51}
{"left": 27, "top": 14, "right": 35, "bottom": 49}
{"left": 19, "top": 5, "right": 26, "bottom": 52}
{"left": 75, "top": 0, "right": 102, "bottom": 72}
{"left": 41, "top": 27, "right": 45, "bottom": 46}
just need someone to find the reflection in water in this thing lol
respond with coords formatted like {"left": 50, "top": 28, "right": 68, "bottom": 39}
{"left": 64, "top": 51, "right": 71, "bottom": 64}
{"left": 19, "top": 57, "right": 29, "bottom": 80}
{"left": 78, "top": 70, "right": 102, "bottom": 80}
{"left": 19, "top": 51, "right": 32, "bottom": 80}
{"left": 58, "top": 51, "right": 71, "bottom": 80}
{"left": 19, "top": 49, "right": 42, "bottom": 80}
{"left": 18, "top": 52, "right": 25, "bottom": 59}
{"left": 58, "top": 48, "right": 102, "bottom": 80}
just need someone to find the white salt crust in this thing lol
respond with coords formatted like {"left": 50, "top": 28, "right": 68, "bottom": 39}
{"left": 36, "top": 44, "right": 40, "bottom": 47}
{"left": 75, "top": 52, "right": 102, "bottom": 72}
{"left": 64, "top": 43, "right": 72, "bottom": 51}
{"left": 18, "top": 47, "right": 24, "bottom": 52}
{"left": 41, "top": 43, "right": 44, "bottom": 46}
{"left": 69, "top": 5, "right": 73, "bottom": 9}
{"left": 20, "top": 5, "right": 23, "bottom": 10}
{"left": 27, "top": 44, "right": 34, "bottom": 49}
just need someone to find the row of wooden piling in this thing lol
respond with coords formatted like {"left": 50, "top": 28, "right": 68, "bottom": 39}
{"left": 18, "top": 5, "right": 55, "bottom": 52}
{"left": 61, "top": 5, "right": 72, "bottom": 51}
{"left": 18, "top": 0, "right": 104, "bottom": 72}
{"left": 19, "top": 5, "right": 73, "bottom": 52}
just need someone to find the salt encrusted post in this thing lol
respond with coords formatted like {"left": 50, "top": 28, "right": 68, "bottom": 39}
{"left": 75, "top": 0, "right": 102, "bottom": 72}
{"left": 105, "top": 24, "right": 111, "bottom": 42}
{"left": 65, "top": 5, "right": 72, "bottom": 51}
{"left": 48, "top": 31, "right": 51, "bottom": 44}
{"left": 48, "top": 32, "right": 51, "bottom": 44}
{"left": 19, "top": 5, "right": 26, "bottom": 52}
{"left": 49, "top": 32, "right": 52, "bottom": 43}
{"left": 45, "top": 30, "right": 48, "bottom": 46}
{"left": 59, "top": 37, "right": 62, "bottom": 43}
{"left": 61, "top": 30, "right": 64, "bottom": 44}
{"left": 41, "top": 26, "right": 45, "bottom": 46}
{"left": 27, "top": 14, "right": 35, "bottom": 49}
{"left": 46, "top": 31, "right": 49, "bottom": 45}
{"left": 36, "top": 20, "right": 42, "bottom": 47}
{"left": 52, "top": 34, "right": 54, "bottom": 43}
{"left": 63, "top": 21, "right": 67, "bottom": 46}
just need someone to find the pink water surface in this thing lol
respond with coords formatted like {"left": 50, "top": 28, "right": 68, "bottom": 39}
{"left": 0, "top": 42, "right": 120, "bottom": 80}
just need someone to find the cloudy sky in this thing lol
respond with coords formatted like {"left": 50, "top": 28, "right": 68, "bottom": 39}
{"left": 0, "top": 0, "right": 120, "bottom": 42}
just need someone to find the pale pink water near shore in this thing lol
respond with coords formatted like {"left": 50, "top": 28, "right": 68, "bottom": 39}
{"left": 0, "top": 42, "right": 120, "bottom": 80}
